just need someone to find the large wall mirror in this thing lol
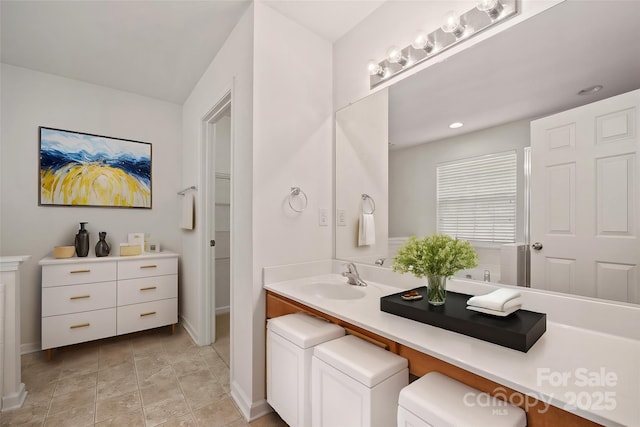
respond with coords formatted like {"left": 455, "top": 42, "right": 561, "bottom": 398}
{"left": 335, "top": 0, "right": 640, "bottom": 304}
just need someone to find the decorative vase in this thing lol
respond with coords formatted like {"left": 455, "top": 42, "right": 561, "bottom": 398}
{"left": 427, "top": 275, "right": 447, "bottom": 305}
{"left": 74, "top": 222, "right": 90, "bottom": 257}
{"left": 95, "top": 232, "right": 110, "bottom": 257}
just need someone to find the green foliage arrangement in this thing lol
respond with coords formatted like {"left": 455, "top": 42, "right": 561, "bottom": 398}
{"left": 392, "top": 234, "right": 478, "bottom": 278}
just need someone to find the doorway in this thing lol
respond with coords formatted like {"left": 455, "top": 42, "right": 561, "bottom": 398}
{"left": 202, "top": 92, "right": 232, "bottom": 367}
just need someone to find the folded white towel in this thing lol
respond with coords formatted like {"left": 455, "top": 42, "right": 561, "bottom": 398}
{"left": 466, "top": 288, "right": 522, "bottom": 311}
{"left": 467, "top": 304, "right": 521, "bottom": 317}
{"left": 358, "top": 213, "right": 375, "bottom": 246}
{"left": 181, "top": 192, "right": 195, "bottom": 230}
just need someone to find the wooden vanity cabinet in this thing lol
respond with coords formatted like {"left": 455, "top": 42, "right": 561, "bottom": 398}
{"left": 266, "top": 290, "right": 601, "bottom": 427}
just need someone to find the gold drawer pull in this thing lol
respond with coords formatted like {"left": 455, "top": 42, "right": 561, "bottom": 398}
{"left": 140, "top": 265, "right": 157, "bottom": 269}
{"left": 140, "top": 286, "right": 157, "bottom": 291}
{"left": 140, "top": 311, "right": 156, "bottom": 317}
{"left": 70, "top": 323, "right": 90, "bottom": 329}
{"left": 69, "top": 295, "right": 90, "bottom": 300}
{"left": 70, "top": 269, "right": 91, "bottom": 274}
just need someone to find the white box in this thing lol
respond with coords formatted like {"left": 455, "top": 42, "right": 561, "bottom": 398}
{"left": 267, "top": 313, "right": 345, "bottom": 427}
{"left": 311, "top": 335, "right": 408, "bottom": 427}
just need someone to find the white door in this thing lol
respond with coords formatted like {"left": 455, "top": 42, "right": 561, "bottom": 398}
{"left": 530, "top": 89, "right": 640, "bottom": 303}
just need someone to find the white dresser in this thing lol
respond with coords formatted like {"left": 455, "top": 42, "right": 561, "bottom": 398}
{"left": 39, "top": 253, "right": 178, "bottom": 354}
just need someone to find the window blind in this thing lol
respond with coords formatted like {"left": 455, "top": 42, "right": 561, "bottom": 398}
{"left": 437, "top": 151, "right": 517, "bottom": 243}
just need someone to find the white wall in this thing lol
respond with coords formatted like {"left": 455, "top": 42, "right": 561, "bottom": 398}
{"left": 335, "top": 89, "right": 388, "bottom": 262}
{"left": 250, "top": 0, "right": 333, "bottom": 414}
{"left": 181, "top": 2, "right": 332, "bottom": 419}
{"left": 180, "top": 3, "right": 254, "bottom": 417}
{"left": 0, "top": 64, "right": 182, "bottom": 351}
{"left": 333, "top": 0, "right": 563, "bottom": 110}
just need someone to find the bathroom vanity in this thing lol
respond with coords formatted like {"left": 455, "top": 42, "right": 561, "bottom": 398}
{"left": 39, "top": 252, "right": 178, "bottom": 358}
{"left": 264, "top": 269, "right": 639, "bottom": 427}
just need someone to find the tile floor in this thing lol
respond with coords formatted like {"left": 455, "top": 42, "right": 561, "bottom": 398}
{"left": 1, "top": 317, "right": 287, "bottom": 427}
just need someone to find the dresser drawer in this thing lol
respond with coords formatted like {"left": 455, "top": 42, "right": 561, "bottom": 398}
{"left": 118, "top": 257, "right": 177, "bottom": 280}
{"left": 42, "top": 261, "right": 117, "bottom": 287}
{"left": 117, "top": 275, "right": 177, "bottom": 306}
{"left": 41, "top": 308, "right": 116, "bottom": 350}
{"left": 116, "top": 299, "right": 177, "bottom": 335}
{"left": 42, "top": 281, "right": 116, "bottom": 316}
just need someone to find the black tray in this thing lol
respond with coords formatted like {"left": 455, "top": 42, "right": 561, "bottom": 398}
{"left": 380, "top": 287, "right": 546, "bottom": 352}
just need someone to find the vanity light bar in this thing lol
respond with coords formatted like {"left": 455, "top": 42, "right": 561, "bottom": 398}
{"left": 369, "top": 0, "right": 518, "bottom": 89}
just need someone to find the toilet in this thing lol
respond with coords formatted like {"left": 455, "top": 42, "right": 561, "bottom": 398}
{"left": 397, "top": 372, "right": 527, "bottom": 427}
{"left": 311, "top": 335, "right": 408, "bottom": 427}
{"left": 266, "top": 313, "right": 345, "bottom": 427}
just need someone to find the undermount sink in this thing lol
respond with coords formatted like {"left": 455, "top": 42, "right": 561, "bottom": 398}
{"left": 302, "top": 282, "right": 366, "bottom": 300}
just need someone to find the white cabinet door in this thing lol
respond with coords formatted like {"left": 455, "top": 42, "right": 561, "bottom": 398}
{"left": 42, "top": 281, "right": 116, "bottom": 316}
{"left": 42, "top": 261, "right": 116, "bottom": 287}
{"left": 117, "top": 275, "right": 177, "bottom": 306}
{"left": 42, "top": 308, "right": 116, "bottom": 349}
{"left": 530, "top": 89, "right": 639, "bottom": 303}
{"left": 118, "top": 257, "right": 177, "bottom": 280}
{"left": 116, "top": 299, "right": 177, "bottom": 335}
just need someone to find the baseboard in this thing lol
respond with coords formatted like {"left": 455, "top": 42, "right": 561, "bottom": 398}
{"left": 179, "top": 314, "right": 199, "bottom": 345}
{"left": 215, "top": 306, "right": 230, "bottom": 315}
{"left": 21, "top": 341, "right": 41, "bottom": 355}
{"left": 230, "top": 380, "right": 273, "bottom": 422}
{"left": 1, "top": 382, "right": 27, "bottom": 411}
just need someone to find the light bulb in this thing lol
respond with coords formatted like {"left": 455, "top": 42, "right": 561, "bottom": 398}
{"left": 476, "top": 0, "right": 503, "bottom": 19}
{"left": 411, "top": 30, "right": 434, "bottom": 53}
{"left": 386, "top": 45, "right": 408, "bottom": 66}
{"left": 367, "top": 59, "right": 385, "bottom": 77}
{"left": 441, "top": 11, "right": 465, "bottom": 38}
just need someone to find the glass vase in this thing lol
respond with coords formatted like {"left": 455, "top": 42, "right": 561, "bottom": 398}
{"left": 427, "top": 275, "right": 447, "bottom": 305}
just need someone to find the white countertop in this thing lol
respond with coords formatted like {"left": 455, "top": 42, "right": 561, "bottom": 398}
{"left": 39, "top": 251, "right": 178, "bottom": 265}
{"left": 265, "top": 274, "right": 640, "bottom": 427}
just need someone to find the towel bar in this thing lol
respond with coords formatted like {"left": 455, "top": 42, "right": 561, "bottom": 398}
{"left": 288, "top": 187, "right": 308, "bottom": 213}
{"left": 362, "top": 194, "right": 375, "bottom": 214}
{"left": 177, "top": 185, "right": 197, "bottom": 195}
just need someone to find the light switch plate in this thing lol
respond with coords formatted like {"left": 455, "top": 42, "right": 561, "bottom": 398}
{"left": 337, "top": 209, "right": 346, "bottom": 226}
{"left": 319, "top": 209, "right": 329, "bottom": 226}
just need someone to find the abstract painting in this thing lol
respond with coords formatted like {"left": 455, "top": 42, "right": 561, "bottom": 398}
{"left": 39, "top": 127, "right": 152, "bottom": 208}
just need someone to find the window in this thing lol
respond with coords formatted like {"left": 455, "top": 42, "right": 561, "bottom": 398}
{"left": 437, "top": 151, "right": 517, "bottom": 244}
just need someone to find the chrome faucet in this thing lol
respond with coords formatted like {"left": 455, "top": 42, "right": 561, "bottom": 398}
{"left": 342, "top": 263, "right": 367, "bottom": 286}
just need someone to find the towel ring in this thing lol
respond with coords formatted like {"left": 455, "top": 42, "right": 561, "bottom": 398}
{"left": 289, "top": 187, "right": 308, "bottom": 213}
{"left": 362, "top": 194, "right": 376, "bottom": 214}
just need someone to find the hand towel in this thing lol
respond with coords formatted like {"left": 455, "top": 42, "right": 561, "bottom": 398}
{"left": 181, "top": 192, "right": 195, "bottom": 230}
{"left": 466, "top": 288, "right": 521, "bottom": 311}
{"left": 466, "top": 304, "right": 521, "bottom": 317}
{"left": 358, "top": 213, "right": 375, "bottom": 246}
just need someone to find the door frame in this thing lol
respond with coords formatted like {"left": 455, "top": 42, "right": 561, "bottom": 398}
{"left": 200, "top": 90, "right": 232, "bottom": 345}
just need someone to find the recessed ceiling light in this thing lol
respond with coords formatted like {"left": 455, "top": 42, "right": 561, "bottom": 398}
{"left": 449, "top": 122, "right": 463, "bottom": 129}
{"left": 578, "top": 85, "right": 603, "bottom": 96}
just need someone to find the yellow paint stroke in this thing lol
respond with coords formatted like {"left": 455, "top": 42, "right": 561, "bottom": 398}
{"left": 41, "top": 163, "right": 150, "bottom": 207}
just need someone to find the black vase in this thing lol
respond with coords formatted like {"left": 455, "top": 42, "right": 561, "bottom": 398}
{"left": 74, "top": 222, "right": 89, "bottom": 257}
{"left": 95, "top": 231, "right": 110, "bottom": 257}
